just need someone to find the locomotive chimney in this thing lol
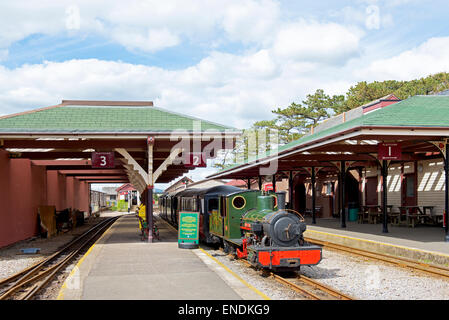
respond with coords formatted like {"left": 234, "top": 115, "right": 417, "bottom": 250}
{"left": 276, "top": 191, "right": 286, "bottom": 210}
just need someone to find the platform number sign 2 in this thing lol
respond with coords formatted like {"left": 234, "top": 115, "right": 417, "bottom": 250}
{"left": 91, "top": 152, "right": 115, "bottom": 168}
{"left": 185, "top": 153, "right": 206, "bottom": 168}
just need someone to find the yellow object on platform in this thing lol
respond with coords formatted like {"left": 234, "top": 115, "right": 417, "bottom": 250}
{"left": 138, "top": 204, "right": 146, "bottom": 229}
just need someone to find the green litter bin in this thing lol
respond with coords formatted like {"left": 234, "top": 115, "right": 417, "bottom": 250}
{"left": 348, "top": 208, "right": 358, "bottom": 221}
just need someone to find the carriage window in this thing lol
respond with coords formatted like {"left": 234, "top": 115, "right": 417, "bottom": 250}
{"left": 208, "top": 198, "right": 218, "bottom": 212}
{"left": 232, "top": 196, "right": 246, "bottom": 210}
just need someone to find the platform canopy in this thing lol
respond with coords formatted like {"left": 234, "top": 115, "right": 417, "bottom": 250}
{"left": 0, "top": 100, "right": 241, "bottom": 192}
{"left": 207, "top": 95, "right": 449, "bottom": 180}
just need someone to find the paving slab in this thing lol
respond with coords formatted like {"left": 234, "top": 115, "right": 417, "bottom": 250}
{"left": 58, "top": 215, "right": 265, "bottom": 300}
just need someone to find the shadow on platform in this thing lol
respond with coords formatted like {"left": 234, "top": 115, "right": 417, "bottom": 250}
{"left": 305, "top": 217, "right": 445, "bottom": 244}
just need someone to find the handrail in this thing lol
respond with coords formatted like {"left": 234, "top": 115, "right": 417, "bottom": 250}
{"left": 282, "top": 208, "right": 305, "bottom": 222}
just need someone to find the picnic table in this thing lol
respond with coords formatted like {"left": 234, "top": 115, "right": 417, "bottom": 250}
{"left": 359, "top": 205, "right": 394, "bottom": 224}
{"left": 397, "top": 206, "right": 435, "bottom": 227}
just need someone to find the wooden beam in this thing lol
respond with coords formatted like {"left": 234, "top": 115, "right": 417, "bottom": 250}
{"left": 76, "top": 176, "right": 126, "bottom": 180}
{"left": 153, "top": 147, "right": 183, "bottom": 183}
{"left": 115, "top": 148, "right": 149, "bottom": 185}
{"left": 85, "top": 180, "right": 128, "bottom": 183}
{"left": 59, "top": 169, "right": 126, "bottom": 175}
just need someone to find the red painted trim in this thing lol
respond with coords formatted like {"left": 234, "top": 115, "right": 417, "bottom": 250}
{"left": 258, "top": 248, "right": 322, "bottom": 266}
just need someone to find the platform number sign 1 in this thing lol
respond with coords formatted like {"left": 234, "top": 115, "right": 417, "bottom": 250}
{"left": 378, "top": 143, "right": 401, "bottom": 161}
{"left": 185, "top": 153, "right": 206, "bottom": 168}
{"left": 91, "top": 152, "right": 115, "bottom": 168}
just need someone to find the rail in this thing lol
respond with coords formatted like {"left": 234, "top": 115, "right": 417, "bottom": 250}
{"left": 304, "top": 237, "right": 449, "bottom": 279}
{"left": 240, "top": 260, "right": 354, "bottom": 300}
{"left": 0, "top": 216, "right": 119, "bottom": 300}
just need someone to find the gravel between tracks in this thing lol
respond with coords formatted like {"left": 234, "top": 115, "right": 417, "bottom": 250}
{"left": 301, "top": 248, "right": 449, "bottom": 300}
{"left": 202, "top": 247, "right": 307, "bottom": 300}
{"left": 203, "top": 246, "right": 449, "bottom": 300}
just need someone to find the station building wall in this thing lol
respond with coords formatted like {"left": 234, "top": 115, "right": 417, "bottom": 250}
{"left": 362, "top": 159, "right": 447, "bottom": 216}
{"left": 0, "top": 151, "right": 47, "bottom": 247}
{"left": 0, "top": 150, "right": 91, "bottom": 248}
{"left": 47, "top": 170, "right": 67, "bottom": 210}
{"left": 416, "top": 159, "right": 446, "bottom": 215}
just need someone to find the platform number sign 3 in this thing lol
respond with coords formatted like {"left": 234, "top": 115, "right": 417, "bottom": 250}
{"left": 91, "top": 152, "right": 115, "bottom": 168}
{"left": 185, "top": 153, "right": 206, "bottom": 168}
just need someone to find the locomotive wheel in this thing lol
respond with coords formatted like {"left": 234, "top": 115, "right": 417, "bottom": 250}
{"left": 223, "top": 240, "right": 230, "bottom": 254}
{"left": 223, "top": 240, "right": 236, "bottom": 257}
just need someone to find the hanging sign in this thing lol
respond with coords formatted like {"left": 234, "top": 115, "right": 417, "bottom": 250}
{"left": 378, "top": 143, "right": 401, "bottom": 160}
{"left": 178, "top": 211, "right": 199, "bottom": 249}
{"left": 91, "top": 152, "right": 115, "bottom": 168}
{"left": 185, "top": 153, "right": 206, "bottom": 168}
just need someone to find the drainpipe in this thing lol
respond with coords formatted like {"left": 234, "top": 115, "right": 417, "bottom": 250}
{"left": 445, "top": 146, "right": 449, "bottom": 242}
{"left": 312, "top": 167, "right": 316, "bottom": 225}
{"left": 382, "top": 160, "right": 389, "bottom": 234}
{"left": 340, "top": 161, "right": 346, "bottom": 228}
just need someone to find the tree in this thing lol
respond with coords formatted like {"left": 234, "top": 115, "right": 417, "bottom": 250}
{"left": 254, "top": 89, "right": 344, "bottom": 142}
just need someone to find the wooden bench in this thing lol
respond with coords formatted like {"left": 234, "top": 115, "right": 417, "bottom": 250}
{"left": 304, "top": 206, "right": 322, "bottom": 217}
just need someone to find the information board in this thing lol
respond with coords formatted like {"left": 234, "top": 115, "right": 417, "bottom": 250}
{"left": 178, "top": 211, "right": 199, "bottom": 249}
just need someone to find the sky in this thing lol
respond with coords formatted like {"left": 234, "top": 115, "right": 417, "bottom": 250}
{"left": 1, "top": 0, "right": 449, "bottom": 191}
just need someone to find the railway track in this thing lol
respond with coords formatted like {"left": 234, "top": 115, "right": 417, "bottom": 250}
{"left": 304, "top": 237, "right": 449, "bottom": 279}
{"left": 269, "top": 272, "right": 354, "bottom": 300}
{"left": 0, "top": 216, "right": 119, "bottom": 300}
{"left": 239, "top": 259, "right": 354, "bottom": 300}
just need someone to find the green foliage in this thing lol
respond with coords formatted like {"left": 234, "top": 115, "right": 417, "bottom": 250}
{"left": 254, "top": 89, "right": 345, "bottom": 143}
{"left": 343, "top": 72, "right": 449, "bottom": 111}
{"left": 117, "top": 200, "right": 128, "bottom": 212}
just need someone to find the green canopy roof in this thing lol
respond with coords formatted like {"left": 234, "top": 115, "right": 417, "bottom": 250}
{"left": 0, "top": 102, "right": 239, "bottom": 134}
{"left": 213, "top": 95, "right": 449, "bottom": 175}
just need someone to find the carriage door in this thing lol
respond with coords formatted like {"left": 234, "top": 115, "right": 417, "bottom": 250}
{"left": 220, "top": 196, "right": 226, "bottom": 236}
{"left": 208, "top": 197, "right": 222, "bottom": 236}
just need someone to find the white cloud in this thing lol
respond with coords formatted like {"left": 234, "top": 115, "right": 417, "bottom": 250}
{"left": 356, "top": 36, "right": 449, "bottom": 80}
{"left": 272, "top": 20, "right": 363, "bottom": 64}
{"left": 0, "top": 0, "right": 282, "bottom": 54}
{"left": 0, "top": 49, "right": 352, "bottom": 128}
{"left": 222, "top": 0, "right": 280, "bottom": 44}
{"left": 111, "top": 27, "right": 180, "bottom": 52}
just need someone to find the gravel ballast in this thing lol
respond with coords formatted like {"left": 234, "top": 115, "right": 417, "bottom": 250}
{"left": 203, "top": 246, "right": 449, "bottom": 300}
{"left": 0, "top": 212, "right": 122, "bottom": 282}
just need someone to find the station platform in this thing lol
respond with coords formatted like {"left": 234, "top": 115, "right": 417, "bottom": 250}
{"left": 58, "top": 214, "right": 267, "bottom": 300}
{"left": 304, "top": 218, "right": 449, "bottom": 266}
